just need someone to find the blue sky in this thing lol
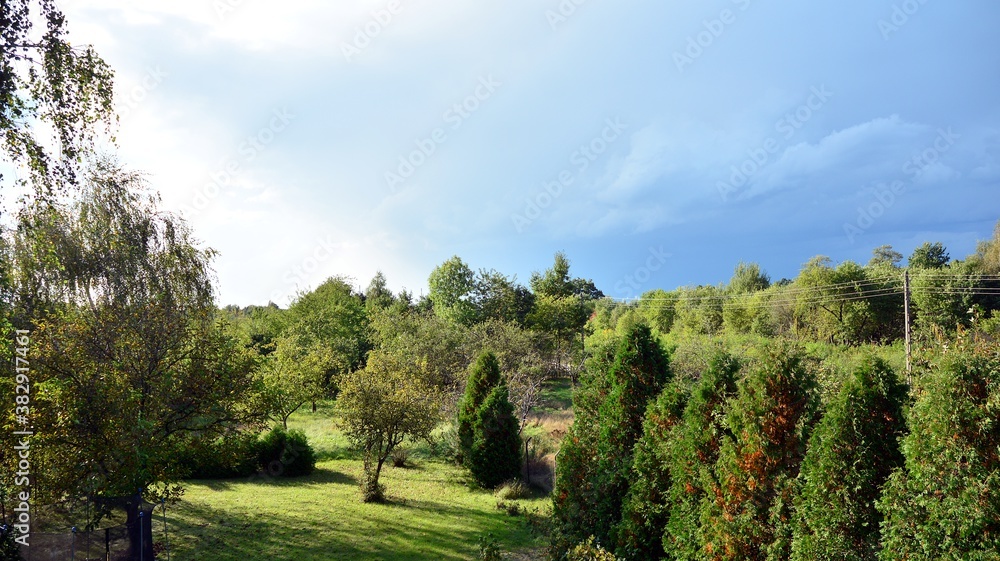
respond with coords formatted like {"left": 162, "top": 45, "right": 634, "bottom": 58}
{"left": 42, "top": 0, "right": 1000, "bottom": 305}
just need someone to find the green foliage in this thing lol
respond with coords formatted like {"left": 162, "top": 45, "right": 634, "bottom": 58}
{"left": 428, "top": 255, "right": 478, "bottom": 325}
{"left": 637, "top": 289, "right": 678, "bottom": 334}
{"left": 665, "top": 352, "right": 741, "bottom": 560}
{"left": 469, "top": 386, "right": 522, "bottom": 489}
{"left": 877, "top": 347, "right": 1000, "bottom": 559}
{"left": 614, "top": 378, "right": 689, "bottom": 560}
{"left": 459, "top": 351, "right": 503, "bottom": 464}
{"left": 908, "top": 241, "right": 950, "bottom": 269}
{"left": 911, "top": 261, "right": 980, "bottom": 334}
{"left": 0, "top": 2, "right": 115, "bottom": 197}
{"left": 729, "top": 261, "right": 771, "bottom": 294}
{"left": 0, "top": 523, "right": 24, "bottom": 561}
{"left": 473, "top": 269, "right": 535, "bottom": 325}
{"left": 869, "top": 245, "right": 904, "bottom": 267}
{"left": 674, "top": 285, "right": 725, "bottom": 335}
{"left": 257, "top": 427, "right": 317, "bottom": 478}
{"left": 566, "top": 536, "right": 621, "bottom": 561}
{"left": 176, "top": 432, "right": 262, "bottom": 479}
{"left": 477, "top": 533, "right": 503, "bottom": 561}
{"left": 337, "top": 354, "right": 441, "bottom": 502}
{"left": 791, "top": 357, "right": 907, "bottom": 561}
{"left": 975, "top": 220, "right": 1000, "bottom": 275}
{"left": 702, "top": 344, "right": 819, "bottom": 560}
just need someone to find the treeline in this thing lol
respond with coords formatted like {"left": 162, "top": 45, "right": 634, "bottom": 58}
{"left": 552, "top": 325, "right": 1000, "bottom": 560}
{"left": 593, "top": 236, "right": 1000, "bottom": 347}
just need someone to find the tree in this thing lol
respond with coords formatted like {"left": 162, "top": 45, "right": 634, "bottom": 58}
{"left": 908, "top": 242, "right": 950, "bottom": 269}
{"left": 728, "top": 261, "right": 771, "bottom": 294}
{"left": 614, "top": 378, "right": 689, "bottom": 560}
{"left": 337, "top": 353, "right": 441, "bottom": 502}
{"left": 665, "top": 352, "right": 741, "bottom": 560}
{"left": 428, "top": 255, "right": 478, "bottom": 325}
{"left": 286, "top": 276, "right": 368, "bottom": 397}
{"left": 878, "top": 347, "right": 1000, "bottom": 559}
{"left": 1, "top": 0, "right": 115, "bottom": 199}
{"left": 531, "top": 251, "right": 574, "bottom": 298}
{"left": 636, "top": 289, "right": 678, "bottom": 334}
{"left": 261, "top": 332, "right": 330, "bottom": 429}
{"left": 791, "top": 357, "right": 907, "bottom": 561}
{"left": 794, "top": 257, "right": 881, "bottom": 345}
{"left": 592, "top": 324, "right": 672, "bottom": 547}
{"left": 2, "top": 162, "right": 265, "bottom": 555}
{"left": 869, "top": 245, "right": 903, "bottom": 267}
{"left": 364, "top": 271, "right": 395, "bottom": 312}
{"left": 975, "top": 220, "right": 1000, "bottom": 275}
{"left": 466, "top": 320, "right": 548, "bottom": 431}
{"left": 911, "top": 261, "right": 979, "bottom": 334}
{"left": 473, "top": 269, "right": 534, "bottom": 325}
{"left": 457, "top": 351, "right": 503, "bottom": 465}
{"left": 468, "top": 385, "right": 521, "bottom": 489}
{"left": 702, "top": 344, "right": 819, "bottom": 561}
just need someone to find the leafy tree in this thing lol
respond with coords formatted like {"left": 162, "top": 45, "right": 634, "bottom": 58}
{"left": 975, "top": 220, "right": 1000, "bottom": 275}
{"left": 337, "top": 353, "right": 441, "bottom": 502}
{"left": 428, "top": 255, "right": 478, "bottom": 325}
{"left": 791, "top": 357, "right": 907, "bottom": 561}
{"left": 636, "top": 289, "right": 678, "bottom": 334}
{"left": 457, "top": 351, "right": 503, "bottom": 465}
{"left": 869, "top": 245, "right": 904, "bottom": 267}
{"left": 0, "top": 0, "right": 115, "bottom": 199}
{"left": 261, "top": 333, "right": 331, "bottom": 429}
{"left": 367, "top": 306, "right": 470, "bottom": 390}
{"left": 673, "top": 285, "right": 725, "bottom": 335}
{"left": 466, "top": 320, "right": 548, "bottom": 431}
{"left": 473, "top": 269, "right": 534, "bottom": 325}
{"left": 530, "top": 251, "right": 575, "bottom": 298}
{"left": 878, "top": 347, "right": 1000, "bottom": 559}
{"left": 468, "top": 385, "right": 521, "bottom": 489}
{"left": 3, "top": 161, "right": 265, "bottom": 518}
{"left": 364, "top": 271, "right": 395, "bottom": 312}
{"left": 665, "top": 353, "right": 741, "bottom": 560}
{"left": 794, "top": 257, "right": 882, "bottom": 345}
{"left": 911, "top": 261, "right": 980, "bottom": 334}
{"left": 729, "top": 261, "right": 771, "bottom": 294}
{"left": 908, "top": 242, "right": 950, "bottom": 269}
{"left": 702, "top": 344, "right": 819, "bottom": 561}
{"left": 286, "top": 276, "right": 368, "bottom": 396}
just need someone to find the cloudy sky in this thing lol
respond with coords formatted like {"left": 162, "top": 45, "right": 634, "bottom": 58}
{"left": 42, "top": 0, "right": 1000, "bottom": 304}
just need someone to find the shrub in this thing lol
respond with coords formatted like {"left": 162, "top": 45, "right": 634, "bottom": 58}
{"left": 459, "top": 351, "right": 503, "bottom": 466}
{"left": 478, "top": 533, "right": 502, "bottom": 561}
{"left": 878, "top": 348, "right": 1000, "bottom": 559}
{"left": 257, "top": 427, "right": 316, "bottom": 477}
{"left": 702, "top": 343, "right": 819, "bottom": 560}
{"left": 791, "top": 357, "right": 906, "bottom": 561}
{"left": 391, "top": 448, "right": 411, "bottom": 468}
{"left": 0, "top": 524, "right": 25, "bottom": 561}
{"left": 177, "top": 432, "right": 261, "bottom": 479}
{"left": 566, "top": 536, "right": 620, "bottom": 561}
{"left": 469, "top": 385, "right": 521, "bottom": 489}
{"left": 495, "top": 479, "right": 530, "bottom": 501}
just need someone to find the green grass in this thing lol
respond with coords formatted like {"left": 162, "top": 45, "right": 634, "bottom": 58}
{"left": 162, "top": 404, "right": 550, "bottom": 560}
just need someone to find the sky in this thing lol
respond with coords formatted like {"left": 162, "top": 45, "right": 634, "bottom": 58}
{"left": 27, "top": 0, "right": 1000, "bottom": 305}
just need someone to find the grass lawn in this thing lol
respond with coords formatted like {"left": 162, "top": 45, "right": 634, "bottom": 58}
{"left": 162, "top": 402, "right": 552, "bottom": 560}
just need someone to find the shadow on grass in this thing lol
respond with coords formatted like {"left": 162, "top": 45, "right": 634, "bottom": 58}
{"left": 191, "top": 467, "right": 357, "bottom": 492}
{"left": 165, "top": 489, "right": 536, "bottom": 561}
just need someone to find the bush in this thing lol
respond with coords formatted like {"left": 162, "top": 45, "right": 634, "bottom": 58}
{"left": 495, "top": 479, "right": 530, "bottom": 501}
{"left": 177, "top": 432, "right": 261, "bottom": 479}
{"left": 391, "top": 448, "right": 411, "bottom": 468}
{"left": 469, "top": 385, "right": 521, "bottom": 489}
{"left": 459, "top": 351, "right": 503, "bottom": 466}
{"left": 0, "top": 524, "right": 25, "bottom": 561}
{"left": 566, "top": 536, "right": 620, "bottom": 561}
{"left": 478, "top": 534, "right": 502, "bottom": 561}
{"left": 257, "top": 427, "right": 316, "bottom": 477}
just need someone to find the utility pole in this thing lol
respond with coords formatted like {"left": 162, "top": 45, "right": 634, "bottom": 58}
{"left": 904, "top": 269, "right": 912, "bottom": 386}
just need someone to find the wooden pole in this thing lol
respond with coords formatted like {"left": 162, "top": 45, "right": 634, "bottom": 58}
{"left": 904, "top": 269, "right": 912, "bottom": 386}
